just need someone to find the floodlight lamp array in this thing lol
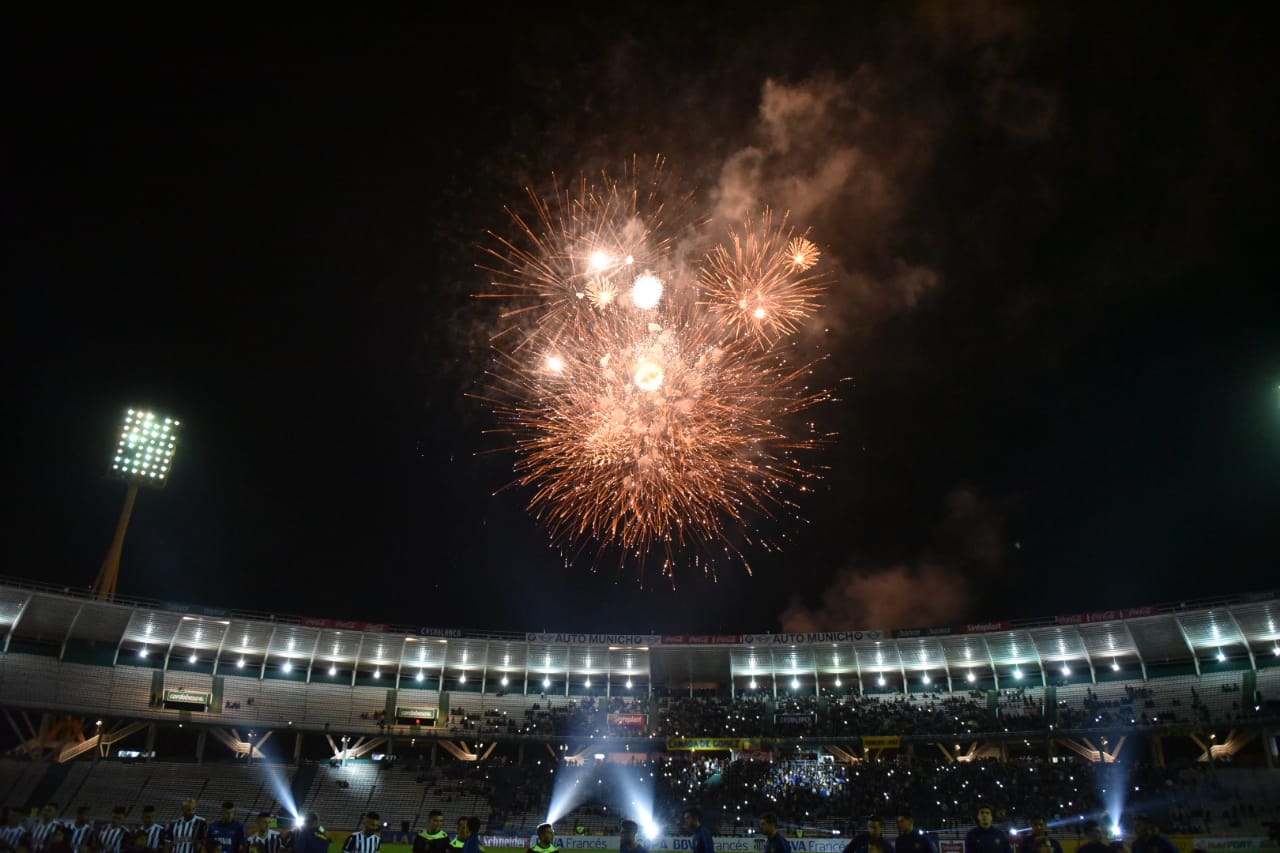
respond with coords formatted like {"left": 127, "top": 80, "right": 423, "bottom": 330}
{"left": 111, "top": 408, "right": 180, "bottom": 485}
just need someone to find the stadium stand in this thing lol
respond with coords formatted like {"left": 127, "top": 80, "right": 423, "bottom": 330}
{"left": 2, "top": 578, "right": 1279, "bottom": 843}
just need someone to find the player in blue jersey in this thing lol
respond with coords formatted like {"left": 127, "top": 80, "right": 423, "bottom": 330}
{"left": 966, "top": 806, "right": 1012, "bottom": 853}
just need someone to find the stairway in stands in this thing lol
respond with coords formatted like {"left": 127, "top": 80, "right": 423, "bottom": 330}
{"left": 27, "top": 762, "right": 71, "bottom": 811}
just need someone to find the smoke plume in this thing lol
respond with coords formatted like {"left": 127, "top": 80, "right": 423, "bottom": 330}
{"left": 780, "top": 487, "right": 1006, "bottom": 631}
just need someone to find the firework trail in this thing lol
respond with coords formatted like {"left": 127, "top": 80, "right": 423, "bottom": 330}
{"left": 475, "top": 156, "right": 835, "bottom": 579}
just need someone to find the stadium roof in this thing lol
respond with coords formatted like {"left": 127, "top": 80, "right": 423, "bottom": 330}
{"left": 1, "top": 577, "right": 1277, "bottom": 689}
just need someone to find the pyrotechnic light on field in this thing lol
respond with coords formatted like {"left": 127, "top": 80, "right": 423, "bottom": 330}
{"left": 257, "top": 761, "right": 299, "bottom": 822}
{"left": 475, "top": 156, "right": 835, "bottom": 578}
{"left": 545, "top": 762, "right": 658, "bottom": 840}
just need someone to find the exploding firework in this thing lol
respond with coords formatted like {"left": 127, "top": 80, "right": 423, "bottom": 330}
{"left": 474, "top": 156, "right": 835, "bottom": 578}
{"left": 699, "top": 211, "right": 826, "bottom": 346}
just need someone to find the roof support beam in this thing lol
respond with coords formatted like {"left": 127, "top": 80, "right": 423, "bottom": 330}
{"left": 211, "top": 621, "right": 230, "bottom": 675}
{"left": 1121, "top": 622, "right": 1148, "bottom": 681}
{"left": 305, "top": 631, "right": 321, "bottom": 684}
{"left": 59, "top": 603, "right": 85, "bottom": 661}
{"left": 1172, "top": 615, "right": 1201, "bottom": 676}
{"left": 162, "top": 620, "right": 182, "bottom": 672}
{"left": 1025, "top": 631, "right": 1047, "bottom": 687}
{"left": 1075, "top": 628, "right": 1096, "bottom": 684}
{"left": 350, "top": 632, "right": 366, "bottom": 687}
{"left": 981, "top": 636, "right": 999, "bottom": 690}
{"left": 1225, "top": 610, "right": 1256, "bottom": 672}
{"left": 260, "top": 624, "right": 278, "bottom": 680}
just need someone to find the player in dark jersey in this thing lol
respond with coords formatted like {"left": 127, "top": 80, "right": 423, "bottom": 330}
{"left": 618, "top": 821, "right": 646, "bottom": 853}
{"left": 844, "top": 816, "right": 894, "bottom": 853}
{"left": 760, "top": 814, "right": 791, "bottom": 853}
{"left": 894, "top": 813, "right": 934, "bottom": 853}
{"left": 966, "top": 806, "right": 1012, "bottom": 853}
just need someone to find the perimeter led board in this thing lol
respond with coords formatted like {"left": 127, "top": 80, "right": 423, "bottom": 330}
{"left": 110, "top": 408, "right": 180, "bottom": 486}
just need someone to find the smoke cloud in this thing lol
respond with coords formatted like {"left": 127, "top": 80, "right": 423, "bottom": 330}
{"left": 708, "top": 4, "right": 1056, "bottom": 337}
{"left": 779, "top": 487, "right": 1006, "bottom": 631}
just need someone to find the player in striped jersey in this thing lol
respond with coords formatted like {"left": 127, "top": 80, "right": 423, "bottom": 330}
{"left": 0, "top": 808, "right": 28, "bottom": 853}
{"left": 97, "top": 808, "right": 129, "bottom": 853}
{"left": 246, "top": 813, "right": 284, "bottom": 853}
{"left": 168, "top": 801, "right": 206, "bottom": 853}
{"left": 341, "top": 814, "right": 380, "bottom": 853}
{"left": 28, "top": 804, "right": 65, "bottom": 853}
{"left": 137, "top": 808, "right": 165, "bottom": 852}
{"left": 68, "top": 807, "right": 96, "bottom": 853}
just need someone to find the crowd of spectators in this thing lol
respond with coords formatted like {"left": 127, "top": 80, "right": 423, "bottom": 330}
{"left": 493, "top": 754, "right": 1277, "bottom": 838}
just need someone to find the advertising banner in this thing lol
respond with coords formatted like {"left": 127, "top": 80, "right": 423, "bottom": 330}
{"left": 1189, "top": 840, "right": 1269, "bottom": 852}
{"left": 537, "top": 838, "right": 849, "bottom": 853}
{"left": 608, "top": 713, "right": 647, "bottom": 726}
{"left": 163, "top": 689, "right": 210, "bottom": 705}
{"left": 894, "top": 627, "right": 953, "bottom": 638}
{"left": 774, "top": 712, "right": 815, "bottom": 724}
{"left": 396, "top": 707, "right": 438, "bottom": 720}
{"left": 1054, "top": 606, "right": 1158, "bottom": 625}
{"left": 524, "top": 633, "right": 660, "bottom": 645}
{"left": 666, "top": 737, "right": 762, "bottom": 751}
{"left": 960, "top": 621, "right": 1011, "bottom": 634}
{"left": 861, "top": 735, "right": 902, "bottom": 749}
{"left": 742, "top": 630, "right": 884, "bottom": 644}
{"left": 301, "top": 617, "right": 389, "bottom": 632}
{"left": 470, "top": 837, "right": 853, "bottom": 853}
{"left": 162, "top": 689, "right": 210, "bottom": 712}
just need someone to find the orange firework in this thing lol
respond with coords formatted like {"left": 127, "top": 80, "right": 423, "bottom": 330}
{"left": 473, "top": 157, "right": 834, "bottom": 579}
{"left": 699, "top": 211, "right": 827, "bottom": 346}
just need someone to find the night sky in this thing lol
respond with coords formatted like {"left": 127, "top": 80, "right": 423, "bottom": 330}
{"left": 7, "top": 5, "right": 1277, "bottom": 636}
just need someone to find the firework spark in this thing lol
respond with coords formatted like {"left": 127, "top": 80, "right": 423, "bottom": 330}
{"left": 475, "top": 157, "right": 835, "bottom": 579}
{"left": 699, "top": 211, "right": 827, "bottom": 346}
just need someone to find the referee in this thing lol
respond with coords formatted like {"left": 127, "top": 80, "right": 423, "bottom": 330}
{"left": 343, "top": 813, "right": 381, "bottom": 853}
{"left": 414, "top": 812, "right": 451, "bottom": 853}
{"left": 169, "top": 800, "right": 207, "bottom": 853}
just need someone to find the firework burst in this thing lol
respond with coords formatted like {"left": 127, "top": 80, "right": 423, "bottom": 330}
{"left": 474, "top": 156, "right": 836, "bottom": 579}
{"left": 699, "top": 211, "right": 827, "bottom": 346}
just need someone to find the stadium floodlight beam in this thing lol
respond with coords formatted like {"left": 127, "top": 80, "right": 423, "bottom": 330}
{"left": 92, "top": 408, "right": 182, "bottom": 601}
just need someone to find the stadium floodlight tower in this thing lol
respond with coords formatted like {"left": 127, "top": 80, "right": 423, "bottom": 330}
{"left": 91, "top": 407, "right": 182, "bottom": 601}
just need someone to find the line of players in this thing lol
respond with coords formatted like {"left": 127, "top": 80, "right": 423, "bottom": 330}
{"left": 760, "top": 807, "right": 1176, "bottom": 853}
{"left": 0, "top": 803, "right": 502, "bottom": 853}
{"left": 1, "top": 801, "right": 1181, "bottom": 853}
{"left": 0, "top": 801, "right": 338, "bottom": 853}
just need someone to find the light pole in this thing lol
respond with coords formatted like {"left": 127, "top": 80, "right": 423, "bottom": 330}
{"left": 92, "top": 408, "right": 181, "bottom": 601}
